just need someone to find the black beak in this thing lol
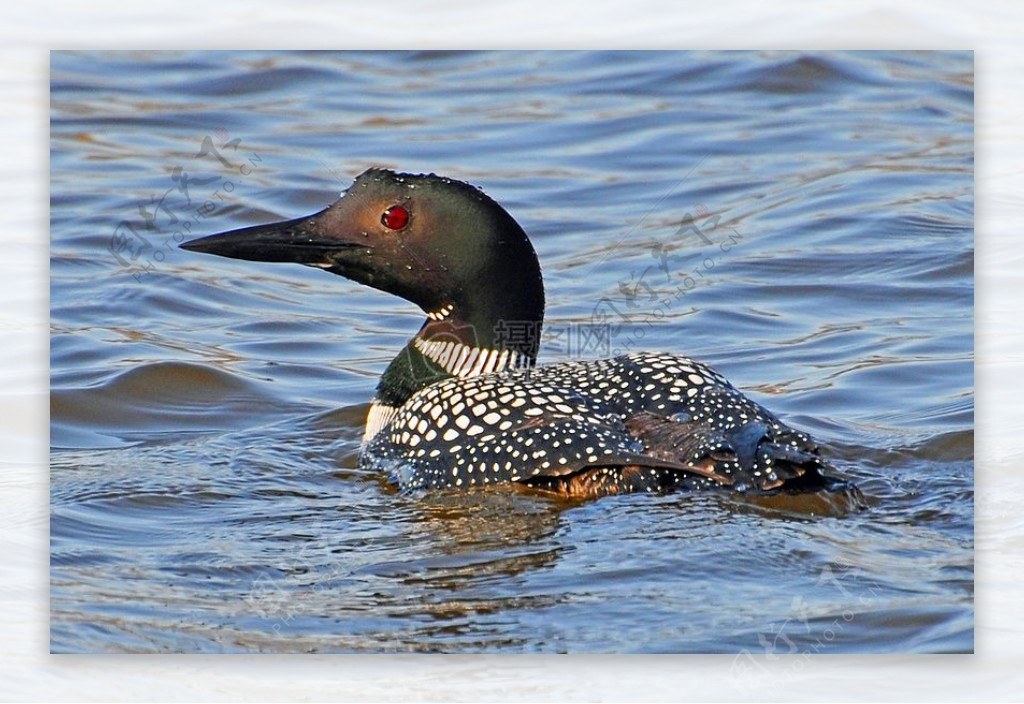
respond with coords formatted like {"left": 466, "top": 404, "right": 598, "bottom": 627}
{"left": 180, "top": 209, "right": 359, "bottom": 266}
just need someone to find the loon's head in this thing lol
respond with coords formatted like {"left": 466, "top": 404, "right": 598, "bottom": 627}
{"left": 182, "top": 168, "right": 545, "bottom": 356}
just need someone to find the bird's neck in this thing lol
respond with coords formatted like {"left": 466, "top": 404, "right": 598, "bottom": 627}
{"left": 379, "top": 301, "right": 543, "bottom": 395}
{"left": 365, "top": 286, "right": 545, "bottom": 442}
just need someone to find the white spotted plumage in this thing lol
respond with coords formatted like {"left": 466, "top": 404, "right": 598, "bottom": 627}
{"left": 361, "top": 350, "right": 814, "bottom": 493}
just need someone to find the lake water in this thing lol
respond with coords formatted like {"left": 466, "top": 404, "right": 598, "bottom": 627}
{"left": 50, "top": 50, "right": 973, "bottom": 654}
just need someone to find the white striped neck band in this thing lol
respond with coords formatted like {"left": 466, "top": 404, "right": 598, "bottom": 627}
{"left": 412, "top": 337, "right": 530, "bottom": 378}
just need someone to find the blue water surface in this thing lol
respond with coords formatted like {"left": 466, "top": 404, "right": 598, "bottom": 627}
{"left": 50, "top": 50, "right": 973, "bottom": 653}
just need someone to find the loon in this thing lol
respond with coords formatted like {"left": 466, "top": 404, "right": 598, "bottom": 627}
{"left": 182, "top": 168, "right": 854, "bottom": 499}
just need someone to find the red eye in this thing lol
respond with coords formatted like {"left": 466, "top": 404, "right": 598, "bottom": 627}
{"left": 381, "top": 205, "right": 410, "bottom": 230}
